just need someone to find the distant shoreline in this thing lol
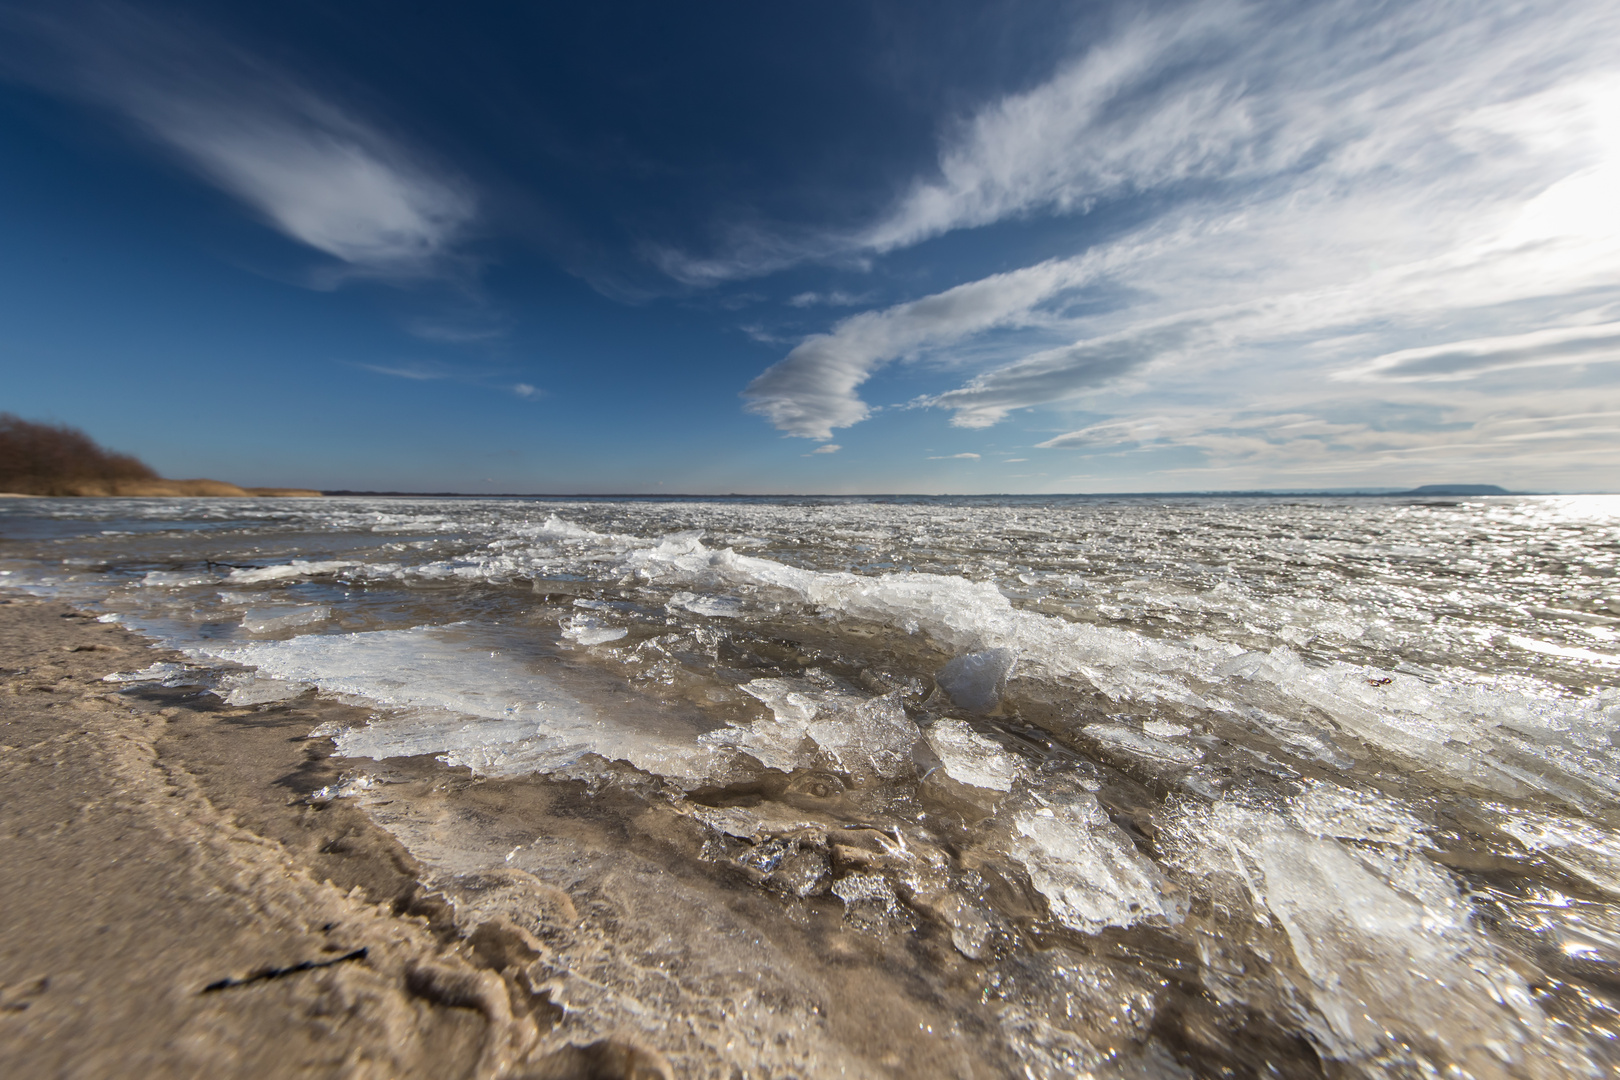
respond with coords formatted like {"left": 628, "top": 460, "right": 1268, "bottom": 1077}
{"left": 0, "top": 484, "right": 322, "bottom": 498}
{"left": 9, "top": 487, "right": 1606, "bottom": 502}
{"left": 315, "top": 485, "right": 1564, "bottom": 500}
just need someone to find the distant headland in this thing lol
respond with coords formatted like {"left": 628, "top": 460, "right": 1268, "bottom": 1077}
{"left": 1399, "top": 484, "right": 1513, "bottom": 496}
{"left": 0, "top": 414, "right": 319, "bottom": 498}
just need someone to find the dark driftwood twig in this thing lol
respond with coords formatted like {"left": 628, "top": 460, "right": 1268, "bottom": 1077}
{"left": 201, "top": 947, "right": 368, "bottom": 993}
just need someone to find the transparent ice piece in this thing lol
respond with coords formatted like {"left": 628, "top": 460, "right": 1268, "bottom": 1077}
{"left": 925, "top": 717, "right": 1024, "bottom": 792}
{"left": 560, "top": 613, "right": 628, "bottom": 645}
{"left": 1001, "top": 789, "right": 1185, "bottom": 935}
{"left": 935, "top": 648, "right": 1016, "bottom": 713}
{"left": 241, "top": 604, "right": 330, "bottom": 634}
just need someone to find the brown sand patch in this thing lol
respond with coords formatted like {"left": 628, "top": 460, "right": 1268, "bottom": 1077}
{"left": 0, "top": 599, "right": 616, "bottom": 1078}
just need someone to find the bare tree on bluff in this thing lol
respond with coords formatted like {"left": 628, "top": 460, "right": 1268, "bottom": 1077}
{"left": 0, "top": 414, "right": 157, "bottom": 495}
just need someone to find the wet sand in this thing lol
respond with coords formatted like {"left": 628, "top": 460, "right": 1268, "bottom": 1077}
{"left": 0, "top": 597, "right": 665, "bottom": 1079}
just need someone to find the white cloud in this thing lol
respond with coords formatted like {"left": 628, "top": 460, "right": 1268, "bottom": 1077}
{"left": 1037, "top": 416, "right": 1177, "bottom": 450}
{"left": 683, "top": 0, "right": 1610, "bottom": 282}
{"left": 150, "top": 100, "right": 474, "bottom": 275}
{"left": 1026, "top": 390, "right": 1620, "bottom": 491}
{"left": 12, "top": 7, "right": 474, "bottom": 278}
{"left": 739, "top": 0, "right": 1620, "bottom": 472}
{"left": 928, "top": 453, "right": 981, "bottom": 460}
{"left": 859, "top": 2, "right": 1262, "bottom": 252}
{"left": 741, "top": 254, "right": 1112, "bottom": 438}
{"left": 513, "top": 383, "right": 540, "bottom": 398}
{"left": 806, "top": 443, "right": 842, "bottom": 455}
{"left": 1340, "top": 322, "right": 1620, "bottom": 382}
{"left": 924, "top": 323, "right": 1189, "bottom": 428}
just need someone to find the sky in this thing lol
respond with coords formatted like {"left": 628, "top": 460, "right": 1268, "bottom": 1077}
{"left": 1, "top": 0, "right": 1617, "bottom": 494}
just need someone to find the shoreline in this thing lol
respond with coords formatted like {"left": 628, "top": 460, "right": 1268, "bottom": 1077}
{"left": 0, "top": 486, "right": 323, "bottom": 498}
{"left": 0, "top": 596, "right": 998, "bottom": 1079}
{"left": 0, "top": 595, "right": 1058, "bottom": 1079}
{"left": 0, "top": 596, "right": 663, "bottom": 1079}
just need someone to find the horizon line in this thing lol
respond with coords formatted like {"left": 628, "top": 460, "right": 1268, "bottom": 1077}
{"left": 312, "top": 486, "right": 1594, "bottom": 500}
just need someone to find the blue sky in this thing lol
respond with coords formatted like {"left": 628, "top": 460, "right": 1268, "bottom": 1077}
{"left": 2, "top": 0, "right": 1617, "bottom": 494}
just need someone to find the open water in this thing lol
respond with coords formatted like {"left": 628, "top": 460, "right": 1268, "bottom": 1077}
{"left": 3, "top": 493, "right": 1618, "bottom": 1078}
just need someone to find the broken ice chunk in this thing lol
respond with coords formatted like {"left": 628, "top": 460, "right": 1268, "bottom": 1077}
{"left": 1489, "top": 805, "right": 1620, "bottom": 898}
{"left": 936, "top": 648, "right": 1016, "bottom": 713}
{"left": 138, "top": 570, "right": 213, "bottom": 588}
{"left": 227, "top": 560, "right": 355, "bottom": 584}
{"left": 1288, "top": 781, "right": 1431, "bottom": 848}
{"left": 711, "top": 677, "right": 919, "bottom": 780}
{"left": 1002, "top": 789, "right": 1185, "bottom": 934}
{"left": 1083, "top": 723, "right": 1203, "bottom": 766}
{"left": 560, "top": 613, "right": 628, "bottom": 645}
{"left": 215, "top": 671, "right": 311, "bottom": 706}
{"left": 668, "top": 591, "right": 747, "bottom": 618}
{"left": 925, "top": 717, "right": 1024, "bottom": 792}
{"left": 805, "top": 694, "right": 919, "bottom": 779}
{"left": 981, "top": 949, "right": 1162, "bottom": 1075}
{"left": 102, "top": 662, "right": 201, "bottom": 687}
{"left": 737, "top": 677, "right": 832, "bottom": 724}
{"left": 241, "top": 605, "right": 330, "bottom": 634}
{"left": 1171, "top": 799, "right": 1594, "bottom": 1075}
{"left": 306, "top": 773, "right": 376, "bottom": 804}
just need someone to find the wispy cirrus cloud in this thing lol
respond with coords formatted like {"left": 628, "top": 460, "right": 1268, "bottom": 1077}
{"left": 922, "top": 324, "right": 1189, "bottom": 429}
{"left": 1030, "top": 390, "right": 1620, "bottom": 490}
{"left": 737, "top": 0, "right": 1620, "bottom": 481}
{"left": 1339, "top": 323, "right": 1620, "bottom": 382}
{"left": 856, "top": 1, "right": 1262, "bottom": 254}
{"left": 358, "top": 361, "right": 452, "bottom": 381}
{"left": 679, "top": 0, "right": 1612, "bottom": 280}
{"left": 357, "top": 361, "right": 541, "bottom": 400}
{"left": 3, "top": 5, "right": 475, "bottom": 279}
{"left": 403, "top": 317, "right": 510, "bottom": 344}
{"left": 741, "top": 255, "right": 1110, "bottom": 439}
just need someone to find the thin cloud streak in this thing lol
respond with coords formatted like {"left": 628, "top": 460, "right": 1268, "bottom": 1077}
{"left": 358, "top": 361, "right": 451, "bottom": 381}
{"left": 1031, "top": 389, "right": 1620, "bottom": 489}
{"left": 356, "top": 362, "right": 543, "bottom": 401}
{"left": 924, "top": 324, "right": 1189, "bottom": 428}
{"left": 1341, "top": 323, "right": 1620, "bottom": 382}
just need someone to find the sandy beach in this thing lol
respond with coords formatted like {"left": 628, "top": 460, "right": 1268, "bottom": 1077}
{"left": 0, "top": 590, "right": 999, "bottom": 1080}
{"left": 0, "top": 597, "right": 666, "bottom": 1079}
